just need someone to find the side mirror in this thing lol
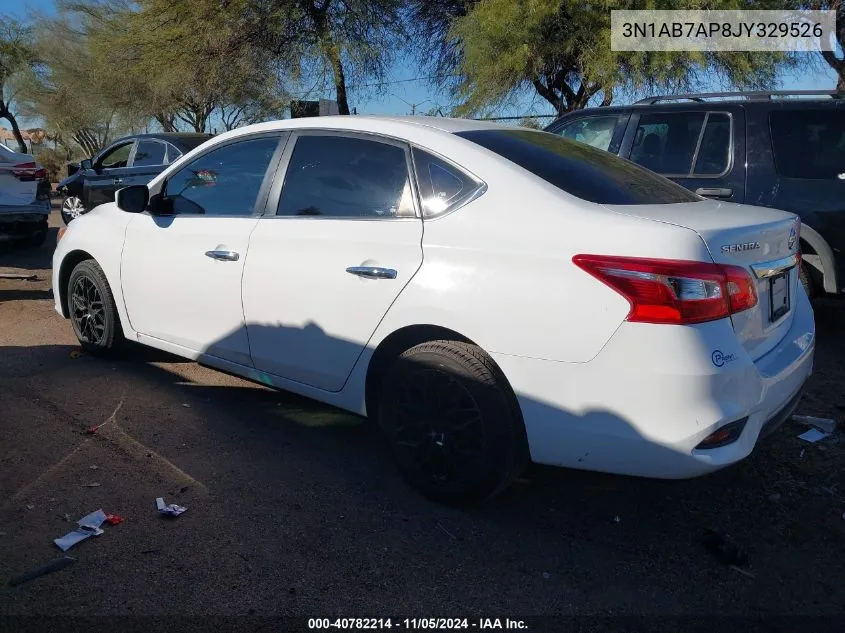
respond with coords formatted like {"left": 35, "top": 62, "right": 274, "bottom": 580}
{"left": 115, "top": 185, "right": 149, "bottom": 214}
{"left": 80, "top": 158, "right": 93, "bottom": 171}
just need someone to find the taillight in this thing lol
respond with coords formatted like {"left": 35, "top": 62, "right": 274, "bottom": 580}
{"left": 12, "top": 162, "right": 47, "bottom": 182}
{"left": 572, "top": 255, "right": 758, "bottom": 325}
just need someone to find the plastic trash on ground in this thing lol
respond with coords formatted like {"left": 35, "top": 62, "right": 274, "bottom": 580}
{"left": 156, "top": 497, "right": 187, "bottom": 517}
{"left": 793, "top": 415, "right": 837, "bottom": 434}
{"left": 798, "top": 428, "right": 830, "bottom": 443}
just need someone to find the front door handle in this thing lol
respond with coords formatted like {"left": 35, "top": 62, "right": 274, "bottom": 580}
{"left": 205, "top": 250, "right": 240, "bottom": 262}
{"left": 346, "top": 266, "right": 397, "bottom": 280}
{"left": 695, "top": 187, "right": 733, "bottom": 198}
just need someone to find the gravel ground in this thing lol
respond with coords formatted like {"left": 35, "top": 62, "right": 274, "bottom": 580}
{"left": 1, "top": 208, "right": 844, "bottom": 623}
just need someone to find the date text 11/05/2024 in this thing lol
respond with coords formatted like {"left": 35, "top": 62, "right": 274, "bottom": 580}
{"left": 307, "top": 619, "right": 528, "bottom": 630}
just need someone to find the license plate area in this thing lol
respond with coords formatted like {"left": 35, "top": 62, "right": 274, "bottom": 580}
{"left": 769, "top": 271, "right": 790, "bottom": 323}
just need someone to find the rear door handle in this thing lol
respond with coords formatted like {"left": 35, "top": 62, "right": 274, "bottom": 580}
{"left": 113, "top": 178, "right": 123, "bottom": 185}
{"left": 695, "top": 187, "right": 733, "bottom": 198}
{"left": 205, "top": 250, "right": 240, "bottom": 262}
{"left": 346, "top": 266, "right": 397, "bottom": 280}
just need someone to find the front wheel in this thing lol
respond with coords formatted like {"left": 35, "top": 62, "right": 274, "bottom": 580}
{"left": 61, "top": 195, "right": 86, "bottom": 225}
{"left": 67, "top": 259, "right": 125, "bottom": 356}
{"left": 377, "top": 340, "right": 528, "bottom": 506}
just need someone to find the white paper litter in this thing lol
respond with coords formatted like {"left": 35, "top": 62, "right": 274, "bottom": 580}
{"left": 54, "top": 509, "right": 107, "bottom": 551}
{"left": 797, "top": 428, "right": 829, "bottom": 443}
{"left": 156, "top": 497, "right": 187, "bottom": 517}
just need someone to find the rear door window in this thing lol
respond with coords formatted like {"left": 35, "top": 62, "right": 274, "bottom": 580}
{"left": 770, "top": 110, "right": 845, "bottom": 180}
{"left": 692, "top": 113, "right": 731, "bottom": 176}
{"left": 629, "top": 112, "right": 705, "bottom": 175}
{"left": 456, "top": 129, "right": 701, "bottom": 205}
{"left": 556, "top": 115, "right": 619, "bottom": 152}
{"left": 132, "top": 140, "right": 167, "bottom": 167}
{"left": 277, "top": 134, "right": 414, "bottom": 218}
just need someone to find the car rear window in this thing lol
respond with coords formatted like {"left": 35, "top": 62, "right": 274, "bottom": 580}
{"left": 455, "top": 129, "right": 702, "bottom": 205}
{"left": 770, "top": 110, "right": 845, "bottom": 180}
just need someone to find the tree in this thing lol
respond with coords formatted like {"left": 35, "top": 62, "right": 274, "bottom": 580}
{"left": 230, "top": 0, "right": 405, "bottom": 116}
{"left": 0, "top": 18, "right": 35, "bottom": 153}
{"left": 84, "top": 0, "right": 288, "bottom": 132}
{"left": 19, "top": 1, "right": 145, "bottom": 156}
{"left": 806, "top": 1, "right": 845, "bottom": 90}
{"left": 412, "top": 0, "right": 799, "bottom": 116}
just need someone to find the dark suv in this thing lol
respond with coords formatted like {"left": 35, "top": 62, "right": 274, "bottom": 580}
{"left": 544, "top": 90, "right": 845, "bottom": 298}
{"left": 57, "top": 132, "right": 212, "bottom": 224}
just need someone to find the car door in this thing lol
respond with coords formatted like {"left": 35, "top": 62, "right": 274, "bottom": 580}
{"left": 83, "top": 140, "right": 136, "bottom": 208}
{"left": 241, "top": 131, "right": 424, "bottom": 391}
{"left": 620, "top": 108, "right": 746, "bottom": 203}
{"left": 121, "top": 139, "right": 170, "bottom": 188}
{"left": 120, "top": 133, "right": 286, "bottom": 365}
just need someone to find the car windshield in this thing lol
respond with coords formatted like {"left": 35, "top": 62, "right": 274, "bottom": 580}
{"left": 456, "top": 128, "right": 703, "bottom": 205}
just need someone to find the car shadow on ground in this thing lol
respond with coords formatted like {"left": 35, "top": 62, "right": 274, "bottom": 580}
{"left": 0, "top": 227, "right": 58, "bottom": 272}
{"left": 2, "top": 299, "right": 844, "bottom": 614}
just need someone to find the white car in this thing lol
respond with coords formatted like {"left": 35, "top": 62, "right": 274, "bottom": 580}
{"left": 1, "top": 143, "right": 51, "bottom": 247}
{"left": 52, "top": 116, "right": 815, "bottom": 504}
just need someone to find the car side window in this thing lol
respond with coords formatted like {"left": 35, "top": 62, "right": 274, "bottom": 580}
{"left": 132, "top": 140, "right": 167, "bottom": 167}
{"left": 277, "top": 134, "right": 414, "bottom": 218}
{"left": 163, "top": 136, "right": 280, "bottom": 216}
{"left": 629, "top": 112, "right": 706, "bottom": 175}
{"left": 164, "top": 143, "right": 182, "bottom": 165}
{"left": 556, "top": 116, "right": 618, "bottom": 152}
{"left": 692, "top": 113, "right": 731, "bottom": 176}
{"left": 770, "top": 110, "right": 845, "bottom": 180}
{"left": 412, "top": 147, "right": 483, "bottom": 218}
{"left": 98, "top": 143, "right": 133, "bottom": 169}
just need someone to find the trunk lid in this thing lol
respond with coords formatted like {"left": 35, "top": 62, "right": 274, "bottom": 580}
{"left": 0, "top": 149, "right": 39, "bottom": 207}
{"left": 603, "top": 199, "right": 801, "bottom": 361}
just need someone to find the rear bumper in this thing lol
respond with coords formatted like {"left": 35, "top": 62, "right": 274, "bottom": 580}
{"left": 0, "top": 203, "right": 50, "bottom": 238}
{"left": 492, "top": 287, "right": 815, "bottom": 479}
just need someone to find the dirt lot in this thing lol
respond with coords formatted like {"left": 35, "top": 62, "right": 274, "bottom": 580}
{"left": 1, "top": 209, "right": 844, "bottom": 622}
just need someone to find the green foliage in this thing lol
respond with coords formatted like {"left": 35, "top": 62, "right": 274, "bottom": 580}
{"left": 19, "top": 1, "right": 145, "bottom": 156}
{"left": 447, "top": 0, "right": 800, "bottom": 115}
{"left": 34, "top": 146, "right": 76, "bottom": 182}
{"left": 0, "top": 17, "right": 36, "bottom": 152}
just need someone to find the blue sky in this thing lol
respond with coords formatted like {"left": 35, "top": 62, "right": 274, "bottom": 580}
{"left": 4, "top": 0, "right": 841, "bottom": 127}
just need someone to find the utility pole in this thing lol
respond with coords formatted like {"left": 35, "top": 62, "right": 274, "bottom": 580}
{"left": 391, "top": 94, "right": 433, "bottom": 116}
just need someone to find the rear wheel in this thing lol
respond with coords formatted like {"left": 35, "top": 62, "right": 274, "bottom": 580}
{"left": 799, "top": 261, "right": 814, "bottom": 298}
{"left": 377, "top": 340, "right": 527, "bottom": 506}
{"left": 67, "top": 259, "right": 125, "bottom": 357}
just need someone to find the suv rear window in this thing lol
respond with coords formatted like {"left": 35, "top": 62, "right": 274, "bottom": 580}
{"left": 770, "top": 110, "right": 845, "bottom": 180}
{"left": 456, "top": 129, "right": 701, "bottom": 205}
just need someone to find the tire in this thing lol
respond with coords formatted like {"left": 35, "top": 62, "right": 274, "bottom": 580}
{"left": 377, "top": 340, "right": 528, "bottom": 506}
{"left": 67, "top": 259, "right": 125, "bottom": 357}
{"left": 61, "top": 195, "right": 86, "bottom": 225}
{"left": 12, "top": 220, "right": 48, "bottom": 249}
{"left": 799, "top": 261, "right": 814, "bottom": 299}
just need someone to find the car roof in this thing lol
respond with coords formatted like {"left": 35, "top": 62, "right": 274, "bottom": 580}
{"left": 206, "top": 115, "right": 509, "bottom": 140}
{"left": 546, "top": 97, "right": 844, "bottom": 124}
{"left": 110, "top": 132, "right": 214, "bottom": 146}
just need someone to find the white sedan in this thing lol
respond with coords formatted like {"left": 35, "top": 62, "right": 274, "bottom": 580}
{"left": 53, "top": 116, "right": 815, "bottom": 504}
